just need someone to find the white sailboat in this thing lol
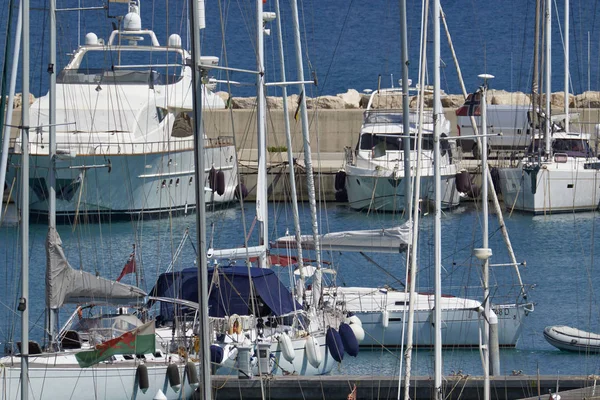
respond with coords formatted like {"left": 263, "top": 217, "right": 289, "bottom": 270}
{"left": 340, "top": 86, "right": 461, "bottom": 212}
{"left": 3, "top": 0, "right": 239, "bottom": 220}
{"left": 498, "top": 0, "right": 600, "bottom": 214}
{"left": 0, "top": 1, "right": 216, "bottom": 398}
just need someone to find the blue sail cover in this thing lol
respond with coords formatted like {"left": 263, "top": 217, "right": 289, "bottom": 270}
{"left": 150, "top": 266, "right": 301, "bottom": 319}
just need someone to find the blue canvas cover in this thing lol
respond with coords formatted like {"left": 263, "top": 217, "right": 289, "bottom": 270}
{"left": 150, "top": 266, "right": 301, "bottom": 320}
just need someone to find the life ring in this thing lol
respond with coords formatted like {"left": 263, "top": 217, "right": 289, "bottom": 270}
{"left": 228, "top": 314, "right": 243, "bottom": 335}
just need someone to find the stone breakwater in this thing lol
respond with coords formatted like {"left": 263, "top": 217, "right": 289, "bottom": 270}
{"left": 216, "top": 89, "right": 600, "bottom": 110}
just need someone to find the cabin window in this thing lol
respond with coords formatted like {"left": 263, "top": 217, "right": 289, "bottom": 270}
{"left": 359, "top": 134, "right": 434, "bottom": 152}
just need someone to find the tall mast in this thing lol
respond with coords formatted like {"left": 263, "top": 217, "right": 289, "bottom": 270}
{"left": 20, "top": 0, "right": 31, "bottom": 397}
{"left": 47, "top": 0, "right": 58, "bottom": 350}
{"left": 544, "top": 0, "right": 551, "bottom": 156}
{"left": 433, "top": 0, "right": 442, "bottom": 398}
{"left": 189, "top": 0, "right": 211, "bottom": 396}
{"left": 564, "top": 0, "right": 569, "bottom": 133}
{"left": 273, "top": 0, "right": 306, "bottom": 303}
{"left": 400, "top": 0, "right": 411, "bottom": 216}
{"left": 290, "top": 0, "right": 323, "bottom": 308}
{"left": 532, "top": 0, "right": 540, "bottom": 139}
{"left": 256, "top": 0, "right": 268, "bottom": 269}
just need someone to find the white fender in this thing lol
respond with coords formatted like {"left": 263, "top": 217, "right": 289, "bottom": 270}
{"left": 222, "top": 344, "right": 236, "bottom": 364}
{"left": 279, "top": 332, "right": 295, "bottom": 362}
{"left": 347, "top": 315, "right": 362, "bottom": 327}
{"left": 382, "top": 310, "right": 389, "bottom": 328}
{"left": 305, "top": 335, "right": 322, "bottom": 368}
{"left": 349, "top": 322, "right": 365, "bottom": 342}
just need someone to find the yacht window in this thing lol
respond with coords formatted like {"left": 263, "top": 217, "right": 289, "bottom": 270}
{"left": 58, "top": 49, "right": 184, "bottom": 85}
{"left": 359, "top": 134, "right": 434, "bottom": 151}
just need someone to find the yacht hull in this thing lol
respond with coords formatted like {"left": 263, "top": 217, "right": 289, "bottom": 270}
{"left": 6, "top": 143, "right": 238, "bottom": 219}
{"left": 499, "top": 162, "right": 600, "bottom": 214}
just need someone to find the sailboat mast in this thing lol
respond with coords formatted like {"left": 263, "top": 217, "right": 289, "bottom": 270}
{"left": 433, "top": 0, "right": 442, "bottom": 397}
{"left": 256, "top": 0, "right": 268, "bottom": 269}
{"left": 47, "top": 0, "right": 58, "bottom": 349}
{"left": 532, "top": 0, "right": 540, "bottom": 138}
{"left": 189, "top": 0, "right": 211, "bottom": 396}
{"left": 564, "top": 0, "right": 569, "bottom": 133}
{"left": 273, "top": 0, "right": 306, "bottom": 304}
{"left": 400, "top": 0, "right": 411, "bottom": 216}
{"left": 290, "top": 0, "right": 323, "bottom": 308}
{"left": 20, "top": 0, "right": 30, "bottom": 395}
{"left": 544, "top": 0, "right": 551, "bottom": 155}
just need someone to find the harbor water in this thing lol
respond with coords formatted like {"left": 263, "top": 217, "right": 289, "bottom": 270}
{"left": 1, "top": 202, "right": 599, "bottom": 378}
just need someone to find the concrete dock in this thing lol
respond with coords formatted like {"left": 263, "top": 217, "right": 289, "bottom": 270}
{"left": 210, "top": 374, "right": 600, "bottom": 399}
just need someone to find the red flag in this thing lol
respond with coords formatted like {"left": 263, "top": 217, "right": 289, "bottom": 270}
{"left": 116, "top": 245, "right": 136, "bottom": 282}
{"left": 455, "top": 91, "right": 481, "bottom": 116}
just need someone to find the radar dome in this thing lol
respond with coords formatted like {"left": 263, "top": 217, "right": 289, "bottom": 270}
{"left": 168, "top": 34, "right": 182, "bottom": 48}
{"left": 85, "top": 32, "right": 98, "bottom": 45}
{"left": 123, "top": 12, "right": 142, "bottom": 31}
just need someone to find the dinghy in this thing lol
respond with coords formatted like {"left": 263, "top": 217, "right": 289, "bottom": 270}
{"left": 543, "top": 325, "right": 600, "bottom": 353}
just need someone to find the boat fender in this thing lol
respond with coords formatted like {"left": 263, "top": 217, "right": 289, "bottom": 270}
{"left": 216, "top": 170, "right": 225, "bottom": 196}
{"left": 185, "top": 361, "right": 199, "bottom": 389}
{"left": 227, "top": 345, "right": 238, "bottom": 361}
{"left": 349, "top": 321, "right": 365, "bottom": 342}
{"left": 455, "top": 170, "right": 471, "bottom": 193}
{"left": 210, "top": 344, "right": 224, "bottom": 365}
{"left": 279, "top": 332, "right": 295, "bottom": 362}
{"left": 228, "top": 314, "right": 243, "bottom": 335}
{"left": 334, "top": 170, "right": 346, "bottom": 191}
{"left": 326, "top": 327, "right": 345, "bottom": 363}
{"left": 136, "top": 364, "right": 149, "bottom": 394}
{"left": 166, "top": 364, "right": 181, "bottom": 392}
{"left": 235, "top": 183, "right": 249, "bottom": 200}
{"left": 490, "top": 167, "right": 501, "bottom": 194}
{"left": 346, "top": 315, "right": 362, "bottom": 327}
{"left": 208, "top": 167, "right": 217, "bottom": 192}
{"left": 339, "top": 323, "right": 359, "bottom": 357}
{"left": 304, "top": 335, "right": 322, "bottom": 368}
{"left": 382, "top": 310, "right": 390, "bottom": 329}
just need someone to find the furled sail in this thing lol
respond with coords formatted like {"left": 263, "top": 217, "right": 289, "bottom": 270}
{"left": 46, "top": 227, "right": 147, "bottom": 309}
{"left": 272, "top": 221, "right": 412, "bottom": 253}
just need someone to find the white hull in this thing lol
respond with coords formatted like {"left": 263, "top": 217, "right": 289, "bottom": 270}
{"left": 330, "top": 287, "right": 532, "bottom": 347}
{"left": 6, "top": 141, "right": 238, "bottom": 218}
{"left": 214, "top": 333, "right": 337, "bottom": 376}
{"left": 544, "top": 325, "right": 600, "bottom": 353}
{"left": 499, "top": 159, "right": 600, "bottom": 214}
{"left": 0, "top": 354, "right": 196, "bottom": 400}
{"left": 345, "top": 167, "right": 460, "bottom": 212}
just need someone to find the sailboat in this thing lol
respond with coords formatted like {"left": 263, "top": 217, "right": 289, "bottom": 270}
{"left": 498, "top": 0, "right": 600, "bottom": 214}
{"left": 3, "top": 0, "right": 239, "bottom": 221}
{"left": 0, "top": 1, "right": 216, "bottom": 399}
{"left": 340, "top": 84, "right": 461, "bottom": 212}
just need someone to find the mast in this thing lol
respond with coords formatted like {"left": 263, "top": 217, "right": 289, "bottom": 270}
{"left": 189, "top": 0, "right": 211, "bottom": 396}
{"left": 47, "top": 0, "right": 58, "bottom": 349}
{"left": 400, "top": 0, "right": 411, "bottom": 216}
{"left": 544, "top": 0, "right": 551, "bottom": 156}
{"left": 402, "top": 1, "right": 428, "bottom": 397}
{"left": 532, "top": 0, "right": 540, "bottom": 140}
{"left": 290, "top": 0, "right": 323, "bottom": 308}
{"left": 564, "top": 0, "right": 569, "bottom": 133}
{"left": 20, "top": 0, "right": 30, "bottom": 396}
{"left": 433, "top": 0, "right": 442, "bottom": 397}
{"left": 256, "top": 0, "right": 268, "bottom": 269}
{"left": 273, "top": 0, "right": 306, "bottom": 304}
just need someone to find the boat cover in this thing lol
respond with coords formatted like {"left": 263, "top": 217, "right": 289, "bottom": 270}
{"left": 46, "top": 227, "right": 147, "bottom": 309}
{"left": 272, "top": 221, "right": 412, "bottom": 253}
{"left": 150, "top": 266, "right": 301, "bottom": 319}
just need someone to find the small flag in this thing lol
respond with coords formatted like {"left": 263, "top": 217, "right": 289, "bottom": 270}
{"left": 75, "top": 320, "right": 155, "bottom": 368}
{"left": 116, "top": 245, "right": 136, "bottom": 282}
{"left": 294, "top": 91, "right": 304, "bottom": 121}
{"left": 455, "top": 91, "right": 481, "bottom": 117}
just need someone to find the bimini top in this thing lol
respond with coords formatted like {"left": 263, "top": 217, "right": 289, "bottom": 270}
{"left": 150, "top": 266, "right": 301, "bottom": 319}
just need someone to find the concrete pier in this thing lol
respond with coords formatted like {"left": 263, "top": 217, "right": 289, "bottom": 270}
{"left": 210, "top": 374, "right": 600, "bottom": 399}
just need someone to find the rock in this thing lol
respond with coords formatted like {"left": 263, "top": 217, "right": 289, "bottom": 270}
{"left": 441, "top": 94, "right": 464, "bottom": 108}
{"left": 370, "top": 93, "right": 402, "bottom": 109}
{"left": 574, "top": 91, "right": 600, "bottom": 108}
{"left": 231, "top": 97, "right": 256, "bottom": 109}
{"left": 215, "top": 91, "right": 230, "bottom": 106}
{"left": 359, "top": 92, "right": 371, "bottom": 108}
{"left": 11, "top": 93, "right": 36, "bottom": 109}
{"left": 489, "top": 90, "right": 529, "bottom": 106}
{"left": 306, "top": 95, "right": 345, "bottom": 109}
{"left": 336, "top": 89, "right": 361, "bottom": 109}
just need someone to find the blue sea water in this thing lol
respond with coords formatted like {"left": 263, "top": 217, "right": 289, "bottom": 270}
{"left": 1, "top": 202, "right": 600, "bottom": 378}
{"left": 0, "top": 0, "right": 598, "bottom": 98}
